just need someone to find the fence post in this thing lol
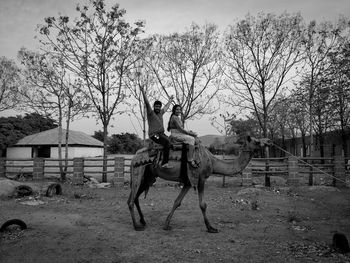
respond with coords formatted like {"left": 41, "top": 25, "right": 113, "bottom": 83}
{"left": 241, "top": 162, "right": 252, "bottom": 186}
{"left": 334, "top": 156, "right": 346, "bottom": 187}
{"left": 33, "top": 157, "right": 45, "bottom": 180}
{"left": 0, "top": 158, "right": 5, "bottom": 178}
{"left": 287, "top": 156, "right": 299, "bottom": 185}
{"left": 114, "top": 157, "right": 125, "bottom": 186}
{"left": 73, "top": 158, "right": 84, "bottom": 185}
{"left": 308, "top": 162, "right": 314, "bottom": 186}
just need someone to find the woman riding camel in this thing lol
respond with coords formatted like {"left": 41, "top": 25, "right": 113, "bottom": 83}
{"left": 167, "top": 104, "right": 199, "bottom": 168}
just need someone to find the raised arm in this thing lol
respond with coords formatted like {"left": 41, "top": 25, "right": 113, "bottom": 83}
{"left": 140, "top": 85, "right": 152, "bottom": 113}
{"left": 162, "top": 95, "right": 174, "bottom": 113}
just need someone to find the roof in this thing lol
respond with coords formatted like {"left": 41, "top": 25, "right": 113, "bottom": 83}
{"left": 15, "top": 128, "right": 103, "bottom": 147}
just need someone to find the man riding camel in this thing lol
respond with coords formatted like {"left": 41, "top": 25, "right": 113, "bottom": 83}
{"left": 140, "top": 86, "right": 174, "bottom": 168}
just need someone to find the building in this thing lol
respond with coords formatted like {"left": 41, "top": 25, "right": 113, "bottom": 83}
{"left": 273, "top": 129, "right": 350, "bottom": 158}
{"left": 6, "top": 128, "right": 103, "bottom": 159}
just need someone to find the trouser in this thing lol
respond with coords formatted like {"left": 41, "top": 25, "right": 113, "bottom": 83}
{"left": 150, "top": 132, "right": 170, "bottom": 165}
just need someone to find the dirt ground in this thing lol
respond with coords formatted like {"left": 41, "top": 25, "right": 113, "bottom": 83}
{"left": 0, "top": 177, "right": 350, "bottom": 263}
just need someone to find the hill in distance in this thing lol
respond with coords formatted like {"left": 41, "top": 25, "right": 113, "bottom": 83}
{"left": 198, "top": 134, "right": 225, "bottom": 147}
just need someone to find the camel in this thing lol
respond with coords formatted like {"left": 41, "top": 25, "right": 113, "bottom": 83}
{"left": 127, "top": 135, "right": 270, "bottom": 233}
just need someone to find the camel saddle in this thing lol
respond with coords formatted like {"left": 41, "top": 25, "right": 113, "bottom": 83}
{"left": 132, "top": 136, "right": 200, "bottom": 168}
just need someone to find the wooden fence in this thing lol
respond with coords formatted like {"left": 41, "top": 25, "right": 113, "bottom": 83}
{"left": 0, "top": 156, "right": 132, "bottom": 185}
{"left": 0, "top": 156, "right": 349, "bottom": 187}
{"left": 243, "top": 156, "right": 350, "bottom": 187}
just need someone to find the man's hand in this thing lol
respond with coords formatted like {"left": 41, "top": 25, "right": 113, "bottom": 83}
{"left": 189, "top": 130, "right": 197, "bottom": 137}
{"left": 169, "top": 95, "right": 174, "bottom": 101}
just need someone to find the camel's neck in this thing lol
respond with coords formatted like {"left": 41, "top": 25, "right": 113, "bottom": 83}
{"left": 210, "top": 150, "right": 253, "bottom": 176}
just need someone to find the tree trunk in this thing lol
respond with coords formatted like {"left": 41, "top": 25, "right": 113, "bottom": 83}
{"left": 102, "top": 123, "right": 108, "bottom": 182}
{"left": 57, "top": 107, "right": 64, "bottom": 180}
{"left": 62, "top": 104, "right": 72, "bottom": 182}
{"left": 319, "top": 132, "right": 325, "bottom": 162}
{"left": 301, "top": 132, "right": 307, "bottom": 157}
{"left": 341, "top": 126, "right": 348, "bottom": 157}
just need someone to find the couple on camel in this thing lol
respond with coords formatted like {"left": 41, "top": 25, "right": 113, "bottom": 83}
{"left": 140, "top": 86, "right": 198, "bottom": 169}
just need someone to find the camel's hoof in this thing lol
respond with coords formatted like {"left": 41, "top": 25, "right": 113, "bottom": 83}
{"left": 207, "top": 227, "right": 219, "bottom": 233}
{"left": 134, "top": 225, "right": 145, "bottom": 231}
{"left": 163, "top": 225, "right": 172, "bottom": 231}
{"left": 140, "top": 219, "right": 146, "bottom": 226}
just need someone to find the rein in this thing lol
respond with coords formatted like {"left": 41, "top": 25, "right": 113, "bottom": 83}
{"left": 271, "top": 142, "right": 347, "bottom": 184}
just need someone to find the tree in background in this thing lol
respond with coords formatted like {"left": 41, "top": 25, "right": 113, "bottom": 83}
{"left": 327, "top": 40, "right": 350, "bottom": 157}
{"left": 300, "top": 17, "right": 349, "bottom": 156}
{"left": 148, "top": 23, "right": 223, "bottom": 123}
{"left": 287, "top": 89, "right": 309, "bottom": 156}
{"left": 223, "top": 12, "right": 304, "bottom": 138}
{"left": 124, "top": 38, "right": 158, "bottom": 142}
{"left": 268, "top": 96, "right": 293, "bottom": 156}
{"left": 0, "top": 57, "right": 20, "bottom": 112}
{"left": 92, "top": 130, "right": 104, "bottom": 142}
{"left": 223, "top": 12, "right": 304, "bottom": 185}
{"left": 18, "top": 49, "right": 90, "bottom": 180}
{"left": 108, "top": 133, "right": 143, "bottom": 154}
{"left": 0, "top": 113, "right": 57, "bottom": 156}
{"left": 38, "top": 0, "right": 145, "bottom": 182}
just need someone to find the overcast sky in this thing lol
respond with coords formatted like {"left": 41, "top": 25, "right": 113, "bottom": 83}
{"left": 1, "top": 0, "right": 350, "bottom": 136}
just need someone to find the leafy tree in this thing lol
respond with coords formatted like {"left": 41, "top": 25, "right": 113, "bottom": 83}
{"left": 0, "top": 56, "right": 20, "bottom": 111}
{"left": 38, "top": 0, "right": 145, "bottom": 182}
{"left": 92, "top": 130, "right": 104, "bottom": 142}
{"left": 0, "top": 113, "right": 57, "bottom": 156}
{"left": 108, "top": 133, "right": 143, "bottom": 154}
{"left": 228, "top": 116, "right": 261, "bottom": 137}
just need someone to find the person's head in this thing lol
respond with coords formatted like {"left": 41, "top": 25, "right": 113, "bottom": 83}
{"left": 153, "top": 100, "right": 162, "bottom": 114}
{"left": 167, "top": 104, "right": 182, "bottom": 131}
{"left": 171, "top": 104, "right": 181, "bottom": 116}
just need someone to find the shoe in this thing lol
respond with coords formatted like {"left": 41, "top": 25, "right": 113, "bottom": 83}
{"left": 188, "top": 160, "right": 199, "bottom": 168}
{"left": 161, "top": 163, "right": 174, "bottom": 169}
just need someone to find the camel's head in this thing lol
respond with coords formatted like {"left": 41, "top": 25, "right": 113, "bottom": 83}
{"left": 241, "top": 136, "right": 271, "bottom": 151}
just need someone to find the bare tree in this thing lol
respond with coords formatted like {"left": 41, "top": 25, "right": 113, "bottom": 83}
{"left": 18, "top": 49, "right": 89, "bottom": 181}
{"left": 327, "top": 41, "right": 350, "bottom": 157}
{"left": 0, "top": 57, "right": 20, "bottom": 112}
{"left": 223, "top": 12, "right": 304, "bottom": 186}
{"left": 38, "top": 0, "right": 145, "bottom": 181}
{"left": 300, "top": 17, "right": 349, "bottom": 156}
{"left": 124, "top": 38, "right": 159, "bottom": 143}
{"left": 223, "top": 12, "right": 304, "bottom": 138}
{"left": 147, "top": 23, "right": 223, "bottom": 123}
{"left": 287, "top": 89, "right": 310, "bottom": 156}
{"left": 268, "top": 96, "right": 293, "bottom": 156}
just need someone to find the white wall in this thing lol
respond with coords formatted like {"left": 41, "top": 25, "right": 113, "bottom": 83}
{"left": 73, "top": 147, "right": 103, "bottom": 158}
{"left": 7, "top": 146, "right": 103, "bottom": 159}
{"left": 50, "top": 147, "right": 103, "bottom": 158}
{"left": 7, "top": 147, "right": 32, "bottom": 159}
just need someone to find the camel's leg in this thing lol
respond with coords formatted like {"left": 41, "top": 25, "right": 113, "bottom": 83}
{"left": 127, "top": 168, "right": 148, "bottom": 231}
{"left": 134, "top": 185, "right": 147, "bottom": 226}
{"left": 127, "top": 189, "right": 145, "bottom": 231}
{"left": 163, "top": 185, "right": 191, "bottom": 231}
{"left": 198, "top": 178, "right": 218, "bottom": 233}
